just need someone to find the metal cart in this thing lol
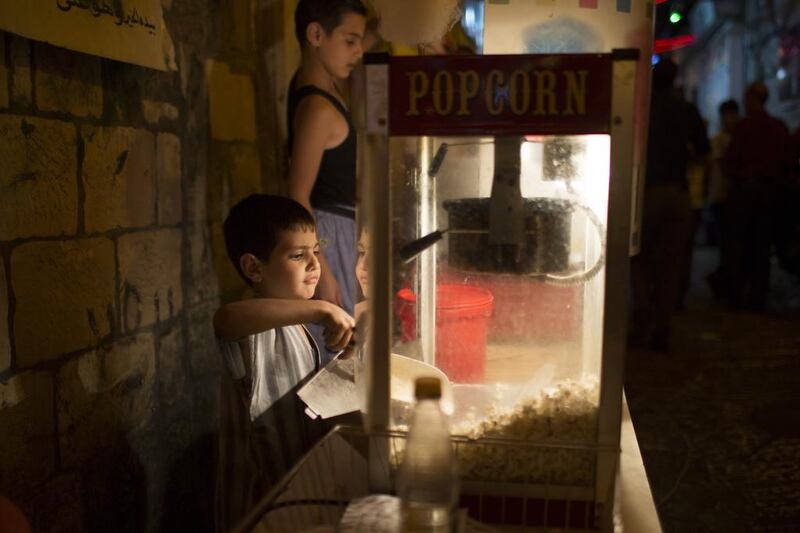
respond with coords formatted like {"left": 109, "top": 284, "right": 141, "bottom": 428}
{"left": 236, "top": 425, "right": 616, "bottom": 532}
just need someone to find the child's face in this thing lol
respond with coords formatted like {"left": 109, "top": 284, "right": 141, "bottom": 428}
{"left": 317, "top": 12, "right": 366, "bottom": 79}
{"left": 258, "top": 228, "right": 321, "bottom": 300}
{"left": 356, "top": 229, "right": 368, "bottom": 296}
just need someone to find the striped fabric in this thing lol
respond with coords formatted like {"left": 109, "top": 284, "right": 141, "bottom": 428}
{"left": 307, "top": 208, "right": 358, "bottom": 365}
{"left": 215, "top": 326, "right": 325, "bottom": 532}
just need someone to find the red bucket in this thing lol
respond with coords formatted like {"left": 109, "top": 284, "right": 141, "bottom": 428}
{"left": 439, "top": 271, "right": 582, "bottom": 342}
{"left": 396, "top": 284, "right": 494, "bottom": 383}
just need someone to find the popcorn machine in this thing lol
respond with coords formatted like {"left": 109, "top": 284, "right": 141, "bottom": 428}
{"left": 354, "top": 4, "right": 653, "bottom": 531}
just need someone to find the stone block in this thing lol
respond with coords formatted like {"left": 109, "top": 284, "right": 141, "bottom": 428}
{"left": 69, "top": 375, "right": 162, "bottom": 532}
{"left": 228, "top": 143, "right": 263, "bottom": 203}
{"left": 159, "top": 404, "right": 216, "bottom": 532}
{"left": 0, "top": 371, "right": 55, "bottom": 489}
{"left": 188, "top": 302, "right": 220, "bottom": 379}
{"left": 192, "top": 376, "right": 220, "bottom": 438}
{"left": 207, "top": 140, "right": 262, "bottom": 223}
{"left": 100, "top": 61, "right": 154, "bottom": 125}
{"left": 261, "top": 148, "right": 284, "bottom": 194}
{"left": 223, "top": 0, "right": 255, "bottom": 53}
{"left": 0, "top": 258, "right": 9, "bottom": 373}
{"left": 78, "top": 430, "right": 152, "bottom": 533}
{"left": 157, "top": 133, "right": 182, "bottom": 225}
{"left": 10, "top": 36, "right": 31, "bottom": 108}
{"left": 34, "top": 42, "right": 103, "bottom": 118}
{"left": 57, "top": 333, "right": 157, "bottom": 468}
{"left": 118, "top": 229, "right": 183, "bottom": 331}
{"left": 142, "top": 99, "right": 180, "bottom": 125}
{"left": 0, "top": 36, "right": 8, "bottom": 109}
{"left": 210, "top": 220, "right": 248, "bottom": 303}
{"left": 206, "top": 60, "right": 257, "bottom": 142}
{"left": 187, "top": 170, "right": 208, "bottom": 224}
{"left": 183, "top": 114, "right": 209, "bottom": 225}
{"left": 160, "top": 401, "right": 194, "bottom": 460}
{"left": 82, "top": 126, "right": 156, "bottom": 233}
{"left": 23, "top": 472, "right": 83, "bottom": 533}
{"left": 158, "top": 325, "right": 188, "bottom": 407}
{"left": 188, "top": 223, "right": 219, "bottom": 306}
{"left": 163, "top": 0, "right": 216, "bottom": 52}
{"left": 206, "top": 146, "right": 229, "bottom": 225}
{"left": 0, "top": 115, "right": 78, "bottom": 240}
{"left": 126, "top": 422, "right": 169, "bottom": 531}
{"left": 12, "top": 238, "right": 115, "bottom": 366}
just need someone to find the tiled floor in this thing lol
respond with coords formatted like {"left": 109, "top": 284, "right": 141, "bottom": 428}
{"left": 625, "top": 246, "right": 800, "bottom": 533}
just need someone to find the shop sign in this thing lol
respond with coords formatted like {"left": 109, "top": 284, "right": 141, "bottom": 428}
{"left": 0, "top": 0, "right": 176, "bottom": 71}
{"left": 389, "top": 54, "right": 612, "bottom": 135}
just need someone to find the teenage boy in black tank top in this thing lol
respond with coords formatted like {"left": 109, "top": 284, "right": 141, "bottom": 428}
{"left": 288, "top": 84, "right": 357, "bottom": 218}
{"left": 287, "top": 0, "right": 366, "bottom": 362}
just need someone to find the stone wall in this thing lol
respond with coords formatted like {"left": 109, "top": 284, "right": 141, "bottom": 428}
{"left": 0, "top": 0, "right": 297, "bottom": 530}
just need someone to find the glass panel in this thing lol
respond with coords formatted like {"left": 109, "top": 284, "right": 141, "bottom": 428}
{"left": 386, "top": 134, "right": 609, "bottom": 438}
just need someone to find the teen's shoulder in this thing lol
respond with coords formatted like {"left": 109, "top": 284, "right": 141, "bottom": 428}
{"left": 296, "top": 92, "right": 338, "bottom": 116}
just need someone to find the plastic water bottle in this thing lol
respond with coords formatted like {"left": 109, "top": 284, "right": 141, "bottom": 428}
{"left": 397, "top": 377, "right": 459, "bottom": 532}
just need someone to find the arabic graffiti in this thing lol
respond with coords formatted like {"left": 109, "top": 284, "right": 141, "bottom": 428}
{"left": 56, "top": 0, "right": 157, "bottom": 35}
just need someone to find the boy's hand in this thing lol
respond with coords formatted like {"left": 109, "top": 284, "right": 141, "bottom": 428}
{"left": 319, "top": 302, "right": 355, "bottom": 352}
{"left": 337, "top": 345, "right": 357, "bottom": 360}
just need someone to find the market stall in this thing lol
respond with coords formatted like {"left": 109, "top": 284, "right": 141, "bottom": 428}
{"left": 237, "top": 1, "right": 659, "bottom": 531}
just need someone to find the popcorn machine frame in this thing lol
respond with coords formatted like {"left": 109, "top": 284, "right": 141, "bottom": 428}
{"left": 238, "top": 424, "right": 620, "bottom": 532}
{"left": 356, "top": 48, "right": 640, "bottom": 531}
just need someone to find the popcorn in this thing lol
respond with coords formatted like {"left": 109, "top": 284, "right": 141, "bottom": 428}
{"left": 390, "top": 377, "right": 600, "bottom": 486}
{"left": 453, "top": 376, "right": 600, "bottom": 486}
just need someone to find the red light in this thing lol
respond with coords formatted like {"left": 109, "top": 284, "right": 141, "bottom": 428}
{"left": 653, "top": 35, "right": 696, "bottom": 54}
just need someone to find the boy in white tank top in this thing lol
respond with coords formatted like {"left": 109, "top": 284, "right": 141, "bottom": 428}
{"left": 213, "top": 194, "right": 354, "bottom": 531}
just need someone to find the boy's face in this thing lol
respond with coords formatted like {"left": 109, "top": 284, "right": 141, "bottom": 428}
{"left": 257, "top": 228, "right": 321, "bottom": 300}
{"left": 356, "top": 229, "right": 368, "bottom": 296}
{"left": 317, "top": 12, "right": 366, "bottom": 79}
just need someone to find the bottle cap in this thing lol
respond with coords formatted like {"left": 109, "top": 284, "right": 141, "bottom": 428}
{"left": 414, "top": 377, "right": 442, "bottom": 400}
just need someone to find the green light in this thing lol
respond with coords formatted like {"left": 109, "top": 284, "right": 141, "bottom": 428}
{"left": 669, "top": 12, "right": 682, "bottom": 23}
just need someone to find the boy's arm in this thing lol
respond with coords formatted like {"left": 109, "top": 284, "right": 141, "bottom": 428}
{"left": 287, "top": 96, "right": 345, "bottom": 307}
{"left": 214, "top": 298, "right": 354, "bottom": 350}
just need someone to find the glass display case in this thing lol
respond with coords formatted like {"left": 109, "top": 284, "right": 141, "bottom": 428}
{"left": 353, "top": 6, "right": 652, "bottom": 525}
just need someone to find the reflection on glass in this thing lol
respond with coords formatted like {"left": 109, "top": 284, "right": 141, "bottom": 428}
{"left": 388, "top": 134, "right": 610, "bottom": 443}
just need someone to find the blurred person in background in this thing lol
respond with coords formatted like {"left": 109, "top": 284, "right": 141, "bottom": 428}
{"left": 723, "top": 82, "right": 793, "bottom": 310}
{"left": 680, "top": 134, "right": 709, "bottom": 310}
{"left": 705, "top": 99, "right": 741, "bottom": 303}
{"left": 769, "top": 121, "right": 800, "bottom": 282}
{"left": 631, "top": 57, "right": 710, "bottom": 351}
